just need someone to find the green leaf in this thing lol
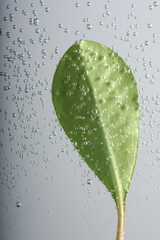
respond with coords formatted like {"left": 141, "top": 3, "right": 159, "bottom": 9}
{"left": 52, "top": 40, "right": 139, "bottom": 240}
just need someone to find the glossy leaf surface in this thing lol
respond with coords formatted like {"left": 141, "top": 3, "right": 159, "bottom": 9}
{"left": 52, "top": 40, "right": 139, "bottom": 208}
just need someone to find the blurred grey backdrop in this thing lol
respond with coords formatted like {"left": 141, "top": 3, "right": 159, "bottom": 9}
{"left": 0, "top": 0, "right": 160, "bottom": 240}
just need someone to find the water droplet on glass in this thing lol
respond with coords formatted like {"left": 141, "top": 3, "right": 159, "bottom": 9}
{"left": 34, "top": 18, "right": 39, "bottom": 26}
{"left": 106, "top": 11, "right": 110, "bottom": 16}
{"left": 35, "top": 28, "right": 40, "bottom": 33}
{"left": 29, "top": 18, "right": 34, "bottom": 25}
{"left": 145, "top": 41, "right": 149, "bottom": 46}
{"left": 4, "top": 16, "right": 7, "bottom": 21}
{"left": 148, "top": 23, "right": 152, "bottom": 28}
{"left": 45, "top": 7, "right": 50, "bottom": 12}
{"left": 22, "top": 10, "right": 28, "bottom": 15}
{"left": 126, "top": 31, "right": 131, "bottom": 36}
{"left": 87, "top": 179, "right": 92, "bottom": 185}
{"left": 87, "top": 2, "right": 91, "bottom": 6}
{"left": 58, "top": 24, "right": 63, "bottom": 28}
{"left": 149, "top": 5, "right": 153, "bottom": 10}
{"left": 64, "top": 28, "right": 69, "bottom": 33}
{"left": 32, "top": 10, "right": 37, "bottom": 16}
{"left": 153, "top": 1, "right": 159, "bottom": 7}
{"left": 6, "top": 32, "right": 11, "bottom": 38}
{"left": 55, "top": 47, "right": 59, "bottom": 54}
{"left": 16, "top": 202, "right": 22, "bottom": 208}
{"left": 0, "top": 29, "right": 3, "bottom": 36}
{"left": 87, "top": 24, "right": 92, "bottom": 29}
{"left": 75, "top": 30, "right": 80, "bottom": 35}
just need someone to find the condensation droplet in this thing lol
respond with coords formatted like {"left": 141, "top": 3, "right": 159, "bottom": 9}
{"left": 87, "top": 179, "right": 92, "bottom": 185}
{"left": 58, "top": 24, "right": 63, "bottom": 28}
{"left": 0, "top": 29, "right": 3, "bottom": 36}
{"left": 16, "top": 202, "right": 22, "bottom": 208}
{"left": 149, "top": 5, "right": 153, "bottom": 10}
{"left": 148, "top": 23, "right": 152, "bottom": 28}
{"left": 153, "top": 1, "right": 159, "bottom": 7}
{"left": 145, "top": 41, "right": 149, "bottom": 46}
{"left": 34, "top": 18, "right": 39, "bottom": 26}
{"left": 133, "top": 32, "right": 137, "bottom": 36}
{"left": 75, "top": 30, "right": 80, "bottom": 35}
{"left": 87, "top": 2, "right": 91, "bottom": 6}
{"left": 64, "top": 28, "right": 69, "bottom": 33}
{"left": 55, "top": 47, "right": 59, "bottom": 54}
{"left": 87, "top": 24, "right": 92, "bottom": 29}
{"left": 45, "top": 7, "right": 50, "bottom": 12}
{"left": 6, "top": 32, "right": 11, "bottom": 38}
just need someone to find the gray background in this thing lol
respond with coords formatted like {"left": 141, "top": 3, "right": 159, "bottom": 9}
{"left": 0, "top": 0, "right": 160, "bottom": 240}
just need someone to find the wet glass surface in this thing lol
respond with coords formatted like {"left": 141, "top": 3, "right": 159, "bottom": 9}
{"left": 0, "top": 1, "right": 160, "bottom": 239}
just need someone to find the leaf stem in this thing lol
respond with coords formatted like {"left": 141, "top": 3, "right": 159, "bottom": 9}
{"left": 116, "top": 203, "right": 125, "bottom": 240}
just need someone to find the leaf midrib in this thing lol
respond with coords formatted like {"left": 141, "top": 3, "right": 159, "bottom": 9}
{"left": 79, "top": 41, "right": 124, "bottom": 206}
